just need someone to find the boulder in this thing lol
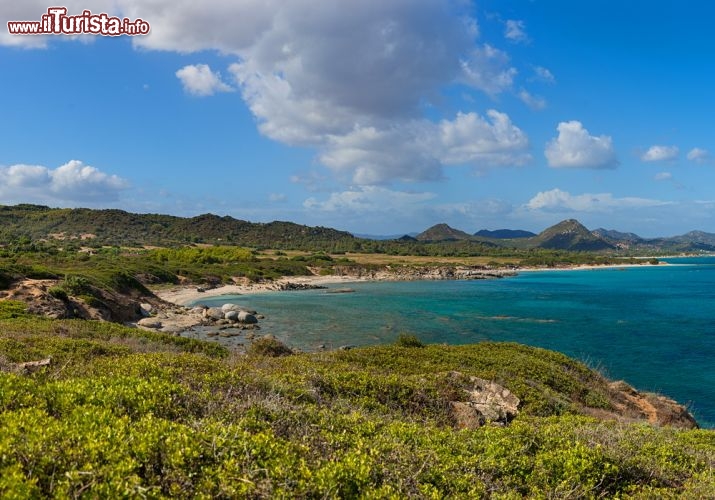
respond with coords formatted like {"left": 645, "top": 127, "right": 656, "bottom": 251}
{"left": 139, "top": 303, "right": 153, "bottom": 316}
{"left": 137, "top": 318, "right": 163, "bottom": 329}
{"left": 203, "top": 307, "right": 224, "bottom": 321}
{"left": 224, "top": 310, "right": 239, "bottom": 322}
{"left": 237, "top": 311, "right": 258, "bottom": 324}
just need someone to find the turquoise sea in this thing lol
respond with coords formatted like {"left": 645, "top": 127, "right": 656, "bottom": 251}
{"left": 195, "top": 256, "right": 715, "bottom": 428}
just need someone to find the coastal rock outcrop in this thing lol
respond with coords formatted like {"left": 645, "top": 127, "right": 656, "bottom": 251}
{"left": 330, "top": 265, "right": 516, "bottom": 282}
{"left": 447, "top": 372, "right": 520, "bottom": 429}
{"left": 606, "top": 381, "right": 698, "bottom": 429}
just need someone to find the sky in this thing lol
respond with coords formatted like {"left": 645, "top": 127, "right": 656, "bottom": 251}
{"left": 1, "top": 0, "right": 715, "bottom": 237}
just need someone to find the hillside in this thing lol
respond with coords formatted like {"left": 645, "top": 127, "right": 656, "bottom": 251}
{"left": 0, "top": 305, "right": 711, "bottom": 497}
{"left": 594, "top": 228, "right": 715, "bottom": 253}
{"left": 416, "top": 223, "right": 473, "bottom": 241}
{"left": 531, "top": 219, "right": 615, "bottom": 251}
{"left": 3, "top": 204, "right": 715, "bottom": 255}
{"left": 0, "top": 204, "right": 357, "bottom": 250}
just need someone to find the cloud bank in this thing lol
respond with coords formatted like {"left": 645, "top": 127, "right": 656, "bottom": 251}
{"left": 0, "top": 160, "right": 129, "bottom": 205}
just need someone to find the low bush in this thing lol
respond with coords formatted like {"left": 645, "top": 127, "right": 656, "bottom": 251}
{"left": 248, "top": 336, "right": 294, "bottom": 357}
{"left": 394, "top": 333, "right": 425, "bottom": 348}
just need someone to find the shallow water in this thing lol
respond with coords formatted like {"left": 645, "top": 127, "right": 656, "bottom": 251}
{"left": 193, "top": 257, "right": 715, "bottom": 427}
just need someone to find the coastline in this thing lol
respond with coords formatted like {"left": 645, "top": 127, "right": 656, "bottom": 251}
{"left": 154, "top": 275, "right": 371, "bottom": 306}
{"left": 154, "top": 261, "right": 667, "bottom": 307}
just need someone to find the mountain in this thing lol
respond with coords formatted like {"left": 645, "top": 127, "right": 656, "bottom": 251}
{"left": 475, "top": 229, "right": 536, "bottom": 239}
{"left": 593, "top": 228, "right": 644, "bottom": 242}
{"left": 593, "top": 228, "right": 715, "bottom": 253}
{"left": 532, "top": 219, "right": 615, "bottom": 251}
{"left": 416, "top": 223, "right": 473, "bottom": 242}
{"left": 669, "top": 230, "right": 715, "bottom": 247}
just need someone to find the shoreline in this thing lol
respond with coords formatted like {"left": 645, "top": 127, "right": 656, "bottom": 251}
{"left": 154, "top": 261, "right": 668, "bottom": 307}
{"left": 154, "top": 275, "right": 372, "bottom": 306}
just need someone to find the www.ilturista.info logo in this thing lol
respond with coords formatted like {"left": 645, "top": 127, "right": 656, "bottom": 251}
{"left": 7, "top": 7, "right": 150, "bottom": 36}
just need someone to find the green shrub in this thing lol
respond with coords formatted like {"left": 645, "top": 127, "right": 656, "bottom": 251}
{"left": 61, "top": 275, "right": 92, "bottom": 295}
{"left": 0, "top": 301, "right": 31, "bottom": 320}
{"left": 395, "top": 333, "right": 425, "bottom": 348}
{"left": 47, "top": 286, "right": 68, "bottom": 301}
{"left": 248, "top": 336, "right": 294, "bottom": 357}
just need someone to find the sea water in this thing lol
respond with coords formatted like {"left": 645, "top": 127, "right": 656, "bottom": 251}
{"left": 194, "top": 256, "right": 715, "bottom": 428}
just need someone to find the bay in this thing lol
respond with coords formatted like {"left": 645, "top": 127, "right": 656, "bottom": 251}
{"left": 195, "top": 257, "right": 715, "bottom": 428}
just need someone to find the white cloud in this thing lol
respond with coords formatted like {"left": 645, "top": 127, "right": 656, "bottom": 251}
{"left": 269, "top": 193, "right": 287, "bottom": 202}
{"left": 504, "top": 20, "right": 528, "bottom": 43}
{"left": 317, "top": 110, "right": 530, "bottom": 185}
{"left": 544, "top": 121, "right": 618, "bottom": 169}
{"left": 436, "top": 110, "right": 530, "bottom": 166}
{"left": 687, "top": 147, "right": 710, "bottom": 163}
{"left": 526, "top": 188, "right": 667, "bottom": 212}
{"left": 0, "top": 160, "right": 129, "bottom": 204}
{"left": 518, "top": 89, "right": 546, "bottom": 110}
{"left": 304, "top": 186, "right": 435, "bottom": 213}
{"left": 641, "top": 145, "right": 679, "bottom": 162}
{"left": 531, "top": 66, "right": 556, "bottom": 84}
{"left": 176, "top": 64, "right": 233, "bottom": 96}
{"left": 460, "top": 44, "right": 518, "bottom": 96}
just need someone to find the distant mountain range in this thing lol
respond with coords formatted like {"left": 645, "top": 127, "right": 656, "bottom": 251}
{"left": 2, "top": 204, "right": 715, "bottom": 254}
{"left": 415, "top": 219, "right": 715, "bottom": 253}
{"left": 474, "top": 229, "right": 537, "bottom": 239}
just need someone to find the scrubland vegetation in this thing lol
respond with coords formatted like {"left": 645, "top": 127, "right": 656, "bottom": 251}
{"left": 1, "top": 300, "right": 714, "bottom": 497}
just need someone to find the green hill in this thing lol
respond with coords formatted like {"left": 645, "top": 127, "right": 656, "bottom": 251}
{"left": 416, "top": 223, "right": 474, "bottom": 241}
{"left": 531, "top": 219, "right": 615, "bottom": 251}
{"left": 0, "top": 204, "right": 356, "bottom": 250}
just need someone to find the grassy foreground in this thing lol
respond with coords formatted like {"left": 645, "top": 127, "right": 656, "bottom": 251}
{"left": 1, "top": 303, "right": 714, "bottom": 498}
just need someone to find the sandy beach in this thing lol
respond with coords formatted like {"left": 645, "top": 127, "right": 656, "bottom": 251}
{"left": 154, "top": 274, "right": 370, "bottom": 306}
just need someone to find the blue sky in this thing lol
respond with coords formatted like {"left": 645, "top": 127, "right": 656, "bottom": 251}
{"left": 2, "top": 0, "right": 715, "bottom": 237}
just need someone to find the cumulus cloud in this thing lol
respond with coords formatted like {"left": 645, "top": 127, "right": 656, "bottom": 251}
{"left": 687, "top": 147, "right": 710, "bottom": 163}
{"left": 504, "top": 20, "right": 528, "bottom": 43}
{"left": 526, "top": 188, "right": 667, "bottom": 212}
{"left": 641, "top": 145, "right": 679, "bottom": 162}
{"left": 317, "top": 110, "right": 530, "bottom": 185}
{"left": 544, "top": 121, "right": 618, "bottom": 169}
{"left": 518, "top": 89, "right": 546, "bottom": 110}
{"left": 176, "top": 64, "right": 233, "bottom": 96}
{"left": 0, "top": 160, "right": 129, "bottom": 204}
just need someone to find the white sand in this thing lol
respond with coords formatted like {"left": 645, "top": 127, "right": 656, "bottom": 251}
{"left": 155, "top": 275, "right": 368, "bottom": 306}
